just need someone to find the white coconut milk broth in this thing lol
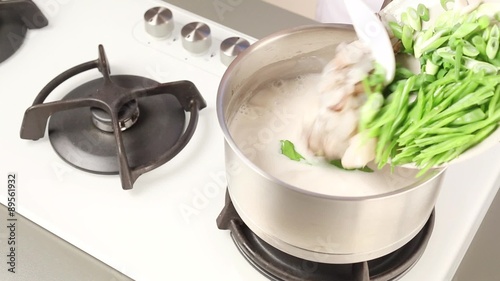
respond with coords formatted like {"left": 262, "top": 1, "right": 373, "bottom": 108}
{"left": 229, "top": 73, "right": 422, "bottom": 197}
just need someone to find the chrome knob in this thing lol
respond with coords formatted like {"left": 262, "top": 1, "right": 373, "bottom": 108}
{"left": 220, "top": 37, "right": 250, "bottom": 66}
{"left": 181, "top": 22, "right": 211, "bottom": 54}
{"left": 144, "top": 7, "right": 174, "bottom": 38}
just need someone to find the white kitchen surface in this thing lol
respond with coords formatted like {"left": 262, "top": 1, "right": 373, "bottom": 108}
{"left": 263, "top": 0, "right": 317, "bottom": 20}
{"left": 0, "top": 0, "right": 499, "bottom": 281}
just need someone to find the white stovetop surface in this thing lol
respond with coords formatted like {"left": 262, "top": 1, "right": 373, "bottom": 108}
{"left": 0, "top": 0, "right": 499, "bottom": 280}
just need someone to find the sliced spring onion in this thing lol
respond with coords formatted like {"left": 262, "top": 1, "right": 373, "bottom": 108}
{"left": 418, "top": 3, "right": 430, "bottom": 22}
{"left": 388, "top": 21, "right": 403, "bottom": 39}
{"left": 464, "top": 57, "right": 499, "bottom": 74}
{"left": 452, "top": 22, "right": 480, "bottom": 38}
{"left": 462, "top": 40, "right": 480, "bottom": 57}
{"left": 440, "top": 0, "right": 455, "bottom": 11}
{"left": 407, "top": 7, "right": 422, "bottom": 31}
{"left": 402, "top": 25, "right": 414, "bottom": 51}
{"left": 486, "top": 35, "right": 499, "bottom": 59}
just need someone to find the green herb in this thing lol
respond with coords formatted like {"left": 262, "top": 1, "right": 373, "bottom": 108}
{"left": 280, "top": 140, "right": 305, "bottom": 161}
{"left": 329, "top": 159, "right": 374, "bottom": 173}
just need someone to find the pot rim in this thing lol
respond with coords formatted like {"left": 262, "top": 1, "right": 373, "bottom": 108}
{"left": 216, "top": 24, "right": 447, "bottom": 201}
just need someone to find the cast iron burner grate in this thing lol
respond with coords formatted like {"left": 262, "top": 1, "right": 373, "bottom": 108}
{"left": 217, "top": 191, "right": 434, "bottom": 281}
{"left": 20, "top": 45, "right": 207, "bottom": 190}
{"left": 0, "top": 0, "right": 48, "bottom": 63}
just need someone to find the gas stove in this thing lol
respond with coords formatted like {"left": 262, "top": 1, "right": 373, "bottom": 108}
{"left": 0, "top": 0, "right": 499, "bottom": 280}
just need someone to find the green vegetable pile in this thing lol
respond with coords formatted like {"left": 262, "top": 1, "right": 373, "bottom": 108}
{"left": 360, "top": 1, "right": 500, "bottom": 175}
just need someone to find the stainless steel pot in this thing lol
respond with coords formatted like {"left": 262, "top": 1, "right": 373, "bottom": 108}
{"left": 216, "top": 25, "right": 446, "bottom": 264}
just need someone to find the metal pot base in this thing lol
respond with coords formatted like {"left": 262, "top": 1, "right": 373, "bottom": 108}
{"left": 217, "top": 191, "right": 435, "bottom": 281}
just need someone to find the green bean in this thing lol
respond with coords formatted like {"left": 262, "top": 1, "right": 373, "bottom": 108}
{"left": 434, "top": 89, "right": 494, "bottom": 119}
{"left": 450, "top": 79, "right": 479, "bottom": 102}
{"left": 451, "top": 108, "right": 486, "bottom": 125}
{"left": 391, "top": 146, "right": 420, "bottom": 165}
{"left": 477, "top": 74, "right": 500, "bottom": 85}
{"left": 433, "top": 83, "right": 453, "bottom": 105}
{"left": 489, "top": 85, "right": 500, "bottom": 117}
{"left": 399, "top": 81, "right": 470, "bottom": 140}
{"left": 467, "top": 123, "right": 498, "bottom": 146}
{"left": 439, "top": 124, "right": 498, "bottom": 164}
{"left": 408, "top": 88, "right": 426, "bottom": 122}
{"left": 375, "top": 134, "right": 389, "bottom": 167}
{"left": 413, "top": 133, "right": 467, "bottom": 147}
{"left": 434, "top": 149, "right": 459, "bottom": 166}
{"left": 394, "top": 120, "right": 412, "bottom": 137}
{"left": 395, "top": 76, "right": 416, "bottom": 114}
{"left": 428, "top": 111, "right": 465, "bottom": 129}
{"left": 415, "top": 135, "right": 475, "bottom": 160}
{"left": 419, "top": 111, "right": 500, "bottom": 135}
{"left": 374, "top": 83, "right": 409, "bottom": 164}
{"left": 415, "top": 156, "right": 440, "bottom": 178}
{"left": 424, "top": 88, "right": 435, "bottom": 116}
{"left": 455, "top": 42, "right": 464, "bottom": 79}
{"left": 369, "top": 85, "right": 404, "bottom": 129}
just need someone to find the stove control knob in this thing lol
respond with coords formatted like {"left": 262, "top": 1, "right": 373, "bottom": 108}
{"left": 144, "top": 7, "right": 174, "bottom": 38}
{"left": 220, "top": 37, "right": 250, "bottom": 66}
{"left": 181, "top": 22, "right": 212, "bottom": 54}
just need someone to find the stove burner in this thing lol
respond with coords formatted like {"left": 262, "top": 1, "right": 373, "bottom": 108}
{"left": 47, "top": 75, "right": 186, "bottom": 175}
{"left": 217, "top": 192, "right": 434, "bottom": 281}
{"left": 0, "top": 0, "right": 48, "bottom": 63}
{"left": 20, "top": 45, "right": 207, "bottom": 190}
{"left": 90, "top": 99, "right": 140, "bottom": 132}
